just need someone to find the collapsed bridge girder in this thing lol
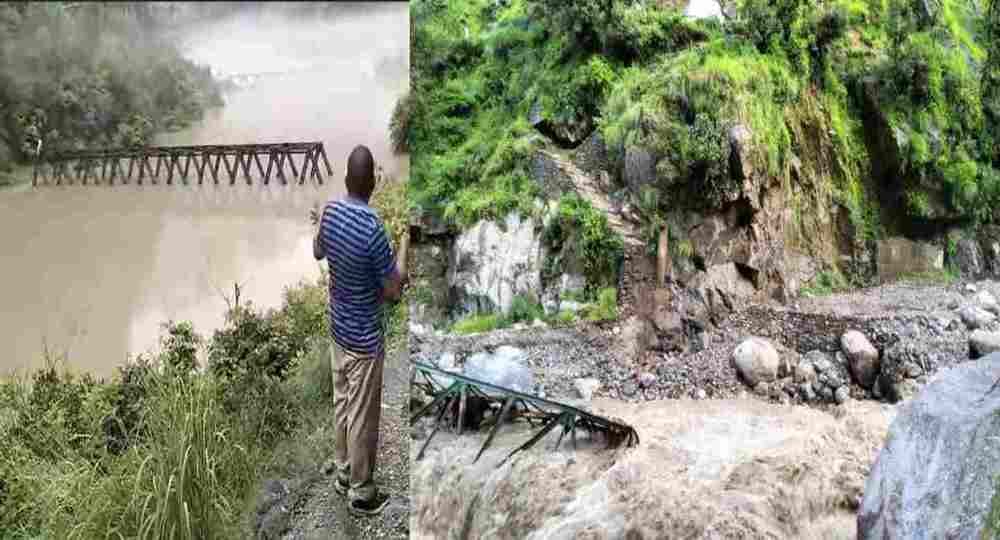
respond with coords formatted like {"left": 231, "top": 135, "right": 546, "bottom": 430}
{"left": 410, "top": 360, "right": 639, "bottom": 467}
{"left": 32, "top": 142, "right": 334, "bottom": 187}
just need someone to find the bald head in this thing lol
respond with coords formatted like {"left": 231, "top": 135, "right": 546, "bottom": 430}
{"left": 345, "top": 145, "right": 375, "bottom": 201}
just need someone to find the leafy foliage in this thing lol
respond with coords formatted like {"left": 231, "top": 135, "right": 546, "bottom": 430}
{"left": 585, "top": 287, "right": 619, "bottom": 322}
{"left": 543, "top": 193, "right": 625, "bottom": 294}
{"left": 0, "top": 273, "right": 354, "bottom": 538}
{"left": 0, "top": 3, "right": 222, "bottom": 174}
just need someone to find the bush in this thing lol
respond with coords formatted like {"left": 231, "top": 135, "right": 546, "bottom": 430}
{"left": 506, "top": 294, "right": 545, "bottom": 325}
{"left": 0, "top": 275, "right": 345, "bottom": 538}
{"left": 585, "top": 287, "right": 619, "bottom": 322}
{"left": 452, "top": 313, "right": 503, "bottom": 334}
{"left": 543, "top": 193, "right": 624, "bottom": 294}
{"left": 0, "top": 4, "right": 222, "bottom": 171}
{"left": 160, "top": 321, "right": 201, "bottom": 375}
{"left": 800, "top": 269, "right": 850, "bottom": 297}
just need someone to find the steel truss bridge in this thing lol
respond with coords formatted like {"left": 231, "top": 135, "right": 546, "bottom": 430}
{"left": 32, "top": 142, "right": 334, "bottom": 187}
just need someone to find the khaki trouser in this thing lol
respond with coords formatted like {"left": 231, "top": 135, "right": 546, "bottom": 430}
{"left": 331, "top": 341, "right": 384, "bottom": 503}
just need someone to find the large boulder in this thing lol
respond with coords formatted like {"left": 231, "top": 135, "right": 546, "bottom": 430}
{"left": 953, "top": 236, "right": 984, "bottom": 277}
{"left": 877, "top": 237, "right": 943, "bottom": 282}
{"left": 980, "top": 226, "right": 1000, "bottom": 277}
{"left": 463, "top": 346, "right": 535, "bottom": 395}
{"left": 969, "top": 330, "right": 1000, "bottom": 359}
{"left": 959, "top": 305, "right": 996, "bottom": 330}
{"left": 732, "top": 337, "right": 780, "bottom": 386}
{"left": 858, "top": 353, "right": 1000, "bottom": 539}
{"left": 689, "top": 263, "right": 757, "bottom": 322}
{"left": 841, "top": 330, "right": 880, "bottom": 389}
{"left": 623, "top": 146, "right": 657, "bottom": 194}
{"left": 448, "top": 212, "right": 542, "bottom": 316}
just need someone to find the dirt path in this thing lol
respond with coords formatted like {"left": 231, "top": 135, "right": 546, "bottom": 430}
{"left": 282, "top": 347, "right": 410, "bottom": 540}
{"left": 542, "top": 149, "right": 644, "bottom": 248}
{"left": 412, "top": 397, "right": 894, "bottom": 539}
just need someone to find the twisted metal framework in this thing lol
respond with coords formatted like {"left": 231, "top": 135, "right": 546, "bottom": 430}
{"left": 32, "top": 142, "right": 333, "bottom": 187}
{"left": 410, "top": 360, "right": 639, "bottom": 467}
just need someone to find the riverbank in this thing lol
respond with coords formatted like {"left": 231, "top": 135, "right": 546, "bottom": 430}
{"left": 0, "top": 275, "right": 409, "bottom": 539}
{"left": 1, "top": 177, "right": 411, "bottom": 539}
{"left": 409, "top": 276, "right": 1000, "bottom": 538}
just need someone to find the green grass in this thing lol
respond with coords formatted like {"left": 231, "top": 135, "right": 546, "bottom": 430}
{"left": 452, "top": 314, "right": 504, "bottom": 334}
{"left": 0, "top": 240, "right": 408, "bottom": 538}
{"left": 800, "top": 269, "right": 851, "bottom": 297}
{"left": 0, "top": 164, "right": 35, "bottom": 189}
{"left": 895, "top": 268, "right": 959, "bottom": 285}
{"left": 584, "top": 287, "right": 619, "bottom": 322}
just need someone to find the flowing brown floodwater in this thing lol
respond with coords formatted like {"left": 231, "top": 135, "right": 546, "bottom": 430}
{"left": 0, "top": 3, "right": 409, "bottom": 377}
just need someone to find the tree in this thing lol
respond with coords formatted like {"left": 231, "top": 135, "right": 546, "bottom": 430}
{"left": 986, "top": 0, "right": 1000, "bottom": 165}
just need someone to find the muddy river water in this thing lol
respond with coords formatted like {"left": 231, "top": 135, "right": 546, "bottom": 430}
{"left": 0, "top": 2, "right": 408, "bottom": 377}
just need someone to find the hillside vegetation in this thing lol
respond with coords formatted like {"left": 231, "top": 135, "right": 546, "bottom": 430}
{"left": 0, "top": 3, "right": 222, "bottom": 183}
{"left": 407, "top": 0, "right": 999, "bottom": 239}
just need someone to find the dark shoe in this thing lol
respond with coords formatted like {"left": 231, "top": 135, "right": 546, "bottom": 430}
{"left": 334, "top": 478, "right": 349, "bottom": 497}
{"left": 349, "top": 492, "right": 390, "bottom": 516}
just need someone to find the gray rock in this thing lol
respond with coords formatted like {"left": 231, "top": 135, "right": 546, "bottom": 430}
{"left": 621, "top": 381, "right": 638, "bottom": 398}
{"left": 620, "top": 316, "right": 655, "bottom": 364}
{"left": 959, "top": 305, "right": 996, "bottom": 330}
{"left": 892, "top": 379, "right": 921, "bottom": 402}
{"left": 877, "top": 237, "right": 943, "bottom": 282}
{"left": 449, "top": 212, "right": 542, "bottom": 316}
{"left": 872, "top": 375, "right": 884, "bottom": 399}
{"left": 809, "top": 350, "right": 833, "bottom": 374}
{"left": 464, "top": 347, "right": 534, "bottom": 395}
{"left": 841, "top": 330, "right": 880, "bottom": 389}
{"left": 732, "top": 337, "right": 780, "bottom": 386}
{"left": 623, "top": 146, "right": 657, "bottom": 194}
{"left": 799, "top": 382, "right": 817, "bottom": 402}
{"left": 817, "top": 384, "right": 834, "bottom": 402}
{"left": 573, "top": 378, "right": 601, "bottom": 401}
{"left": 975, "top": 290, "right": 1000, "bottom": 314}
{"left": 638, "top": 371, "right": 657, "bottom": 389}
{"left": 794, "top": 360, "right": 817, "bottom": 384}
{"left": 834, "top": 386, "right": 850, "bottom": 404}
{"left": 954, "top": 237, "right": 984, "bottom": 277}
{"left": 689, "top": 263, "right": 757, "bottom": 320}
{"left": 858, "top": 354, "right": 1000, "bottom": 540}
{"left": 430, "top": 352, "right": 459, "bottom": 387}
{"left": 965, "top": 283, "right": 978, "bottom": 294}
{"left": 903, "top": 362, "right": 923, "bottom": 378}
{"left": 969, "top": 330, "right": 1000, "bottom": 359}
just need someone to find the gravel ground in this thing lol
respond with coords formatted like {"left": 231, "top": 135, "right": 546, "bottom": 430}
{"left": 281, "top": 347, "right": 410, "bottom": 540}
{"left": 412, "top": 278, "right": 1000, "bottom": 406}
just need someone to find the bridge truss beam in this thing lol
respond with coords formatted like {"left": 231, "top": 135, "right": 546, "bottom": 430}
{"left": 32, "top": 142, "right": 334, "bottom": 187}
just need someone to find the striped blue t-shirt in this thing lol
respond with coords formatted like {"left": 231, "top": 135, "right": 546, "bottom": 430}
{"left": 319, "top": 196, "right": 397, "bottom": 355}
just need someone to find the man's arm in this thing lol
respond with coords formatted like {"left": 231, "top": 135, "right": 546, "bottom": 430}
{"left": 311, "top": 203, "right": 326, "bottom": 261}
{"left": 371, "top": 224, "right": 408, "bottom": 303}
{"left": 313, "top": 231, "right": 326, "bottom": 261}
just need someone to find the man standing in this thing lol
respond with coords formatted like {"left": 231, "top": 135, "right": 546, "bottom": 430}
{"left": 312, "top": 145, "right": 405, "bottom": 516}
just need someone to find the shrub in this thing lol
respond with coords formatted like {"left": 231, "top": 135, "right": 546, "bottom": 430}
{"left": 543, "top": 193, "right": 624, "bottom": 294}
{"left": 585, "top": 287, "right": 619, "bottom": 322}
{"left": 160, "top": 321, "right": 201, "bottom": 375}
{"left": 800, "top": 269, "right": 850, "bottom": 297}
{"left": 452, "top": 313, "right": 503, "bottom": 334}
{"left": 505, "top": 294, "right": 545, "bottom": 325}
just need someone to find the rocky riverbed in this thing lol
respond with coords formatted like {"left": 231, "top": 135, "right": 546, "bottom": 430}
{"left": 412, "top": 278, "right": 1000, "bottom": 407}
{"left": 410, "top": 278, "right": 1000, "bottom": 539}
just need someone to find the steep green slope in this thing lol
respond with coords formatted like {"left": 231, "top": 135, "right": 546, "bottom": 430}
{"left": 409, "top": 0, "right": 998, "bottom": 243}
{"left": 0, "top": 3, "right": 222, "bottom": 182}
